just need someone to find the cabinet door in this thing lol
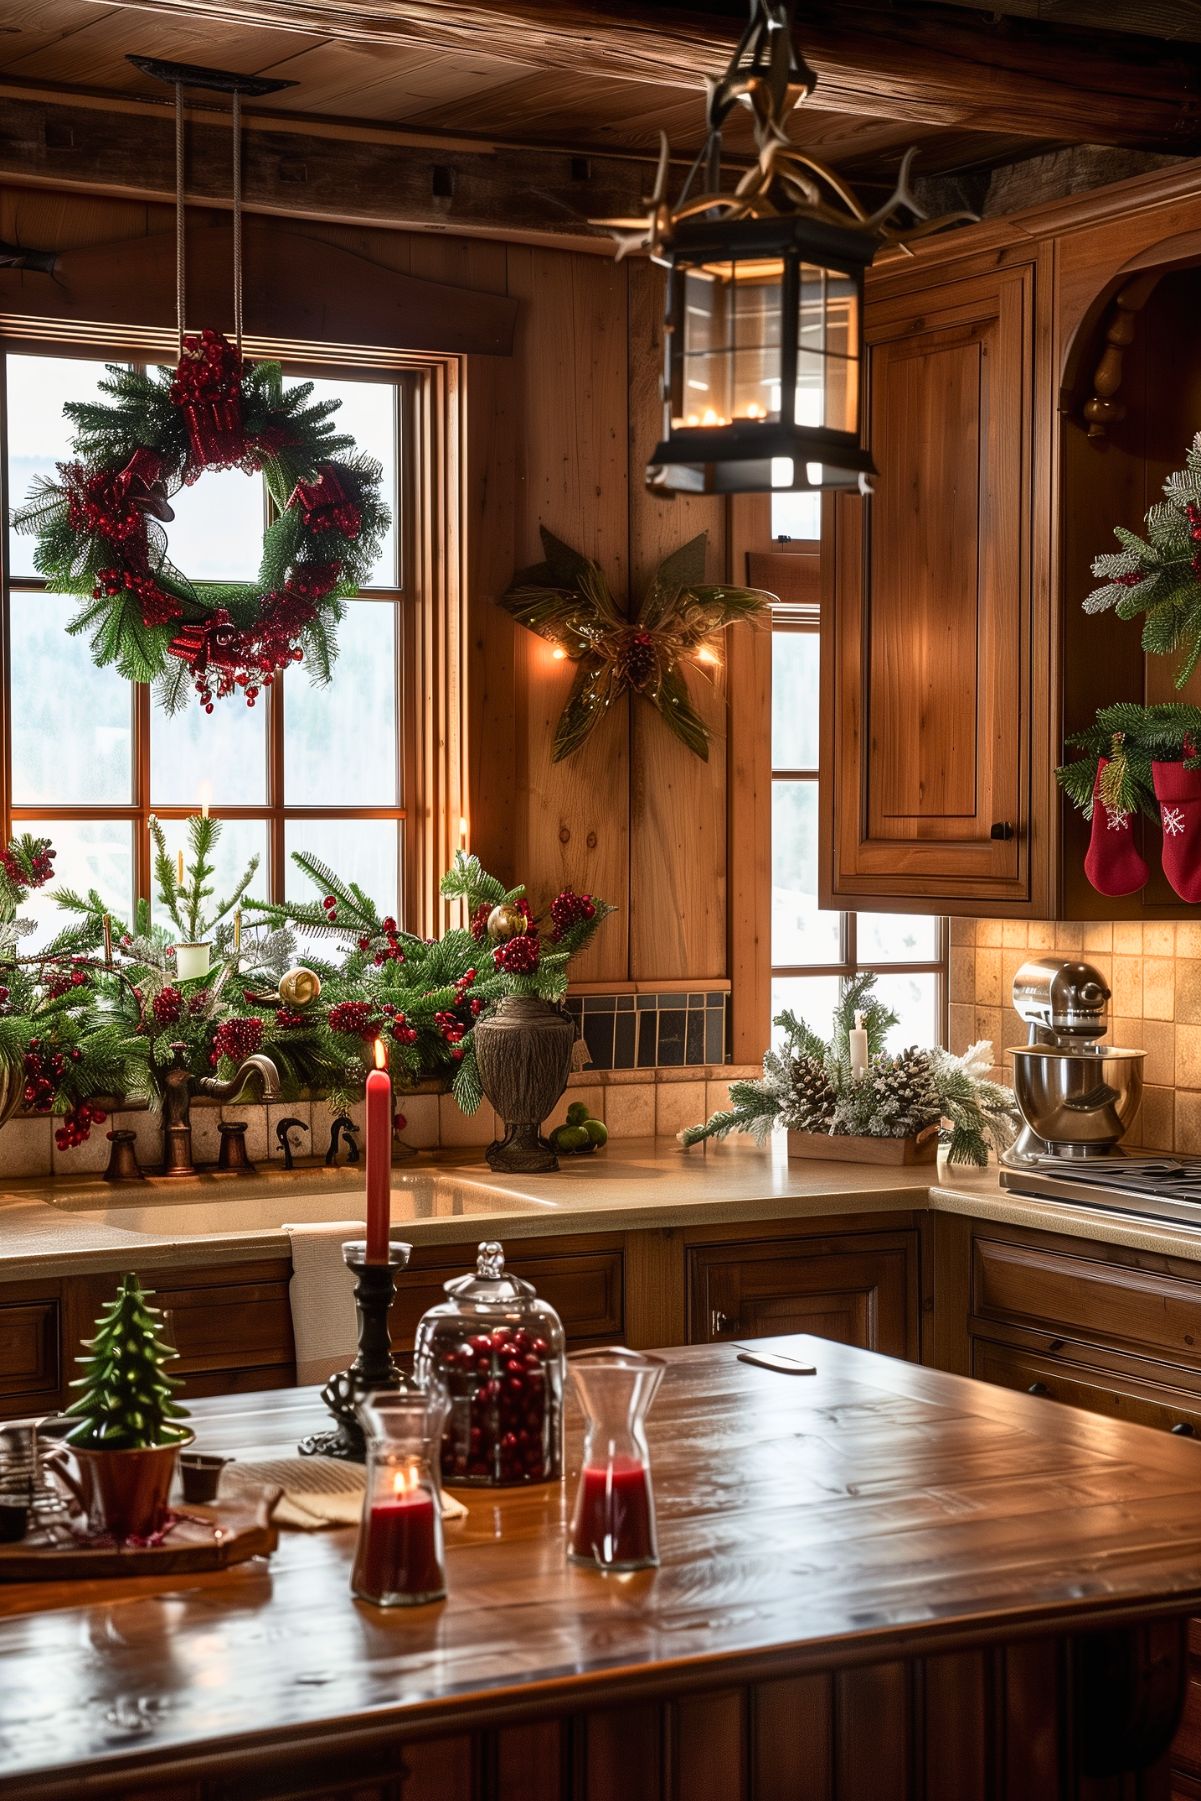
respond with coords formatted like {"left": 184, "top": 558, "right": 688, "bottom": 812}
{"left": 687, "top": 1231, "right": 917, "bottom": 1358}
{"left": 823, "top": 263, "right": 1034, "bottom": 906}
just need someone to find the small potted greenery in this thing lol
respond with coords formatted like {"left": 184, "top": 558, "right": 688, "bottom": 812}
{"left": 62, "top": 1273, "right": 192, "bottom": 1542}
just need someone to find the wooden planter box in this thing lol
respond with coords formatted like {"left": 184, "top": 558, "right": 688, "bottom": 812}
{"left": 787, "top": 1127, "right": 939, "bottom": 1166}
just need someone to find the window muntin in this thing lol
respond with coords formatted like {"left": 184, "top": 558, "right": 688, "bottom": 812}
{"left": 1, "top": 348, "right": 409, "bottom": 942}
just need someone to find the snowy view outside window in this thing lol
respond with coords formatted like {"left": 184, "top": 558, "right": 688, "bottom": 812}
{"left": 3, "top": 352, "right": 405, "bottom": 944}
{"left": 769, "top": 493, "right": 945, "bottom": 1051}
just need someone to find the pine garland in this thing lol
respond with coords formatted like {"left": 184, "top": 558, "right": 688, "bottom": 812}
{"left": 9, "top": 333, "right": 389, "bottom": 715}
{"left": 681, "top": 974, "right": 1019, "bottom": 1166}
{"left": 1055, "top": 701, "right": 1201, "bottom": 819}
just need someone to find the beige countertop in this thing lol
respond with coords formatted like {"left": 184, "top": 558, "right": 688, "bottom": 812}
{"left": 1, "top": 1137, "right": 1199, "bottom": 1279}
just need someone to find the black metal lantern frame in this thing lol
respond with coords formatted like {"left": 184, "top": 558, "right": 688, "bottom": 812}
{"left": 649, "top": 212, "right": 878, "bottom": 497}
{"left": 595, "top": 0, "right": 973, "bottom": 498}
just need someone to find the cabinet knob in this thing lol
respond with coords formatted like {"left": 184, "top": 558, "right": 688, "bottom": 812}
{"left": 1027, "top": 1381, "right": 1050, "bottom": 1397}
{"left": 711, "top": 1310, "right": 739, "bottom": 1337}
{"left": 1172, "top": 1421, "right": 1197, "bottom": 1437}
{"left": 990, "top": 821, "right": 1015, "bottom": 841}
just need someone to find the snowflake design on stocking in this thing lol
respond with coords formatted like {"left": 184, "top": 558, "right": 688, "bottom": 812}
{"left": 1103, "top": 804, "right": 1130, "bottom": 832}
{"left": 1164, "top": 805, "right": 1186, "bottom": 837}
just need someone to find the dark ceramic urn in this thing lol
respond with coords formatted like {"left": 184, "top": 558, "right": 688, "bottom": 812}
{"left": 472, "top": 995, "right": 575, "bottom": 1173}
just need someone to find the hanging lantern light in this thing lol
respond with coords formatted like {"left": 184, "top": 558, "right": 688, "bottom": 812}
{"left": 595, "top": 0, "right": 973, "bottom": 497}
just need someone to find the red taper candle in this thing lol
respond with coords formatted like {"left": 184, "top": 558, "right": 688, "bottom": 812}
{"left": 365, "top": 1037, "right": 391, "bottom": 1264}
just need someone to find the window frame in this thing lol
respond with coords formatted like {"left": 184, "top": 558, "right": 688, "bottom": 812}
{"left": 0, "top": 335, "right": 424, "bottom": 928}
{"left": 727, "top": 498, "right": 949, "bottom": 1053}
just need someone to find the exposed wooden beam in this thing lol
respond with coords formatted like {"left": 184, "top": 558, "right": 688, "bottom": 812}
{"left": 939, "top": 1, "right": 1201, "bottom": 46}
{"left": 85, "top": 0, "right": 1201, "bottom": 151}
{"left": 0, "top": 91, "right": 651, "bottom": 250}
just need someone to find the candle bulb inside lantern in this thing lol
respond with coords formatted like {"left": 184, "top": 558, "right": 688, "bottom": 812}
{"left": 365, "top": 1037, "right": 392, "bottom": 1265}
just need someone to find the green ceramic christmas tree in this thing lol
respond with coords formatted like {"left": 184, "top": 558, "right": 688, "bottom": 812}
{"left": 64, "top": 1273, "right": 191, "bottom": 1450}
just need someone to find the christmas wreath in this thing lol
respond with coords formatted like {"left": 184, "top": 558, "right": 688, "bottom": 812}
{"left": 11, "top": 330, "right": 390, "bottom": 714}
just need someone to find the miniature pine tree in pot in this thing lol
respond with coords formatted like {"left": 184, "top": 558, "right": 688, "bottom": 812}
{"left": 63, "top": 1273, "right": 192, "bottom": 1542}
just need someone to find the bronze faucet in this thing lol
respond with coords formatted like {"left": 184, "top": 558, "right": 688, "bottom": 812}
{"left": 160, "top": 1044, "right": 282, "bottom": 1177}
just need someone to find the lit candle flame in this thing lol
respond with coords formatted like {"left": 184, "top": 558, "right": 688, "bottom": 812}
{"left": 391, "top": 1467, "right": 417, "bottom": 1498}
{"left": 694, "top": 643, "right": 722, "bottom": 668}
{"left": 374, "top": 1036, "right": 388, "bottom": 1072}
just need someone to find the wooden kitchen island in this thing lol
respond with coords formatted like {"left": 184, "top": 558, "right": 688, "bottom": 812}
{"left": 4, "top": 1338, "right": 1201, "bottom": 1801}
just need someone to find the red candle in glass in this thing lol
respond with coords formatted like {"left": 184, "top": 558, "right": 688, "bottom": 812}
{"left": 355, "top": 1476, "right": 444, "bottom": 1604}
{"left": 364, "top": 1038, "right": 392, "bottom": 1264}
{"left": 569, "top": 1456, "right": 656, "bottom": 1568}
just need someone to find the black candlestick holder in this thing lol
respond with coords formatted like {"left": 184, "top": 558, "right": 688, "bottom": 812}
{"left": 298, "top": 1238, "right": 413, "bottom": 1461}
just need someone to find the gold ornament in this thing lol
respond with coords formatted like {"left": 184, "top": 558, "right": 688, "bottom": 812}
{"left": 486, "top": 903, "right": 527, "bottom": 944}
{"left": 279, "top": 966, "right": 322, "bottom": 1007}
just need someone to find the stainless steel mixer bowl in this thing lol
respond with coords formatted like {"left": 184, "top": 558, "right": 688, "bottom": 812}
{"left": 1008, "top": 1044, "right": 1145, "bottom": 1149}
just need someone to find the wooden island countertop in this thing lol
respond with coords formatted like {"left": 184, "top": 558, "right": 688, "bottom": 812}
{"left": 4, "top": 1337, "right": 1201, "bottom": 1799}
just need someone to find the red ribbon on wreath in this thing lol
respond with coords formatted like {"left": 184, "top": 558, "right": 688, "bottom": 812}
{"left": 169, "top": 329, "right": 246, "bottom": 473}
{"left": 290, "top": 465, "right": 362, "bottom": 539}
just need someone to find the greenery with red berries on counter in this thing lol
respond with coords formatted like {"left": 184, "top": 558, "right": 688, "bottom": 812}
{"left": 0, "top": 826, "right": 612, "bottom": 1153}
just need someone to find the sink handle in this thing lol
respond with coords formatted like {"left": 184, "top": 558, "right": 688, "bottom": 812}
{"left": 275, "top": 1116, "right": 308, "bottom": 1172}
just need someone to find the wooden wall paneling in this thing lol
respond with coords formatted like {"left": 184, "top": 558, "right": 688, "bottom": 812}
{"left": 583, "top": 1704, "right": 663, "bottom": 1801}
{"left": 672, "top": 1690, "right": 747, "bottom": 1801}
{"left": 751, "top": 1673, "right": 833, "bottom": 1801}
{"left": 1000, "top": 1639, "right": 1065, "bottom": 1798}
{"left": 921, "top": 1652, "right": 990, "bottom": 1801}
{"left": 504, "top": 244, "right": 630, "bottom": 983}
{"left": 727, "top": 494, "right": 773, "bottom": 1062}
{"left": 835, "top": 1663, "right": 912, "bottom": 1801}
{"left": 627, "top": 256, "right": 728, "bottom": 984}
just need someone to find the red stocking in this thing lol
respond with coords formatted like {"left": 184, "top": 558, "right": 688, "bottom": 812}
{"left": 1084, "top": 757, "right": 1149, "bottom": 897}
{"left": 1154, "top": 759, "right": 1201, "bottom": 902}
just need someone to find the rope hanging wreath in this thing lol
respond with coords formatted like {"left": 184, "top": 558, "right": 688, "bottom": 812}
{"left": 9, "top": 79, "right": 389, "bottom": 715}
{"left": 11, "top": 335, "right": 390, "bottom": 713}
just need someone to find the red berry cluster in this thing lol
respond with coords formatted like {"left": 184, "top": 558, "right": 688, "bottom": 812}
{"left": 493, "top": 931, "right": 541, "bottom": 975}
{"left": 276, "top": 1006, "right": 307, "bottom": 1030}
{"left": 327, "top": 1000, "right": 380, "bottom": 1040}
{"left": 379, "top": 1003, "right": 418, "bottom": 1046}
{"left": 1, "top": 838, "right": 54, "bottom": 890}
{"left": 63, "top": 463, "right": 145, "bottom": 547}
{"left": 321, "top": 893, "right": 340, "bottom": 924}
{"left": 94, "top": 567, "right": 183, "bottom": 628}
{"left": 455, "top": 968, "right": 482, "bottom": 1018}
{"left": 0, "top": 987, "right": 10, "bottom": 1013}
{"left": 436, "top": 1325, "right": 556, "bottom": 1484}
{"left": 469, "top": 901, "right": 492, "bottom": 942}
{"left": 549, "top": 887, "right": 596, "bottom": 941}
{"left": 54, "top": 1102, "right": 106, "bottom": 1153}
{"left": 23, "top": 1040, "right": 66, "bottom": 1111}
{"left": 435, "top": 1010, "right": 467, "bottom": 1047}
{"left": 170, "top": 329, "right": 243, "bottom": 408}
{"left": 152, "top": 986, "right": 184, "bottom": 1027}
{"left": 212, "top": 1016, "right": 264, "bottom": 1063}
{"left": 358, "top": 915, "right": 405, "bottom": 966}
{"left": 43, "top": 959, "right": 90, "bottom": 1001}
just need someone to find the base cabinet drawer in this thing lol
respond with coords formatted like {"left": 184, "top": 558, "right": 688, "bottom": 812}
{"left": 0, "top": 1298, "right": 59, "bottom": 1405}
{"left": 973, "top": 1234, "right": 1201, "bottom": 1369}
{"left": 972, "top": 1338, "right": 1201, "bottom": 1438}
{"left": 392, "top": 1245, "right": 624, "bottom": 1349}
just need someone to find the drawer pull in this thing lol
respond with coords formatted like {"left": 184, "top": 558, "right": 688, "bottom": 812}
{"left": 711, "top": 1310, "right": 739, "bottom": 1337}
{"left": 1171, "top": 1421, "right": 1197, "bottom": 1437}
{"left": 1027, "top": 1381, "right": 1050, "bottom": 1397}
{"left": 990, "top": 821, "right": 1015, "bottom": 841}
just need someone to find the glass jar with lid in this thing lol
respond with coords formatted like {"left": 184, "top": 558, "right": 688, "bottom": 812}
{"left": 413, "top": 1240, "right": 566, "bottom": 1486}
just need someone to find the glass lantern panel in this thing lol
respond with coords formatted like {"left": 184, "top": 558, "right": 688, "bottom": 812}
{"left": 730, "top": 257, "right": 783, "bottom": 423}
{"left": 678, "top": 264, "right": 733, "bottom": 427}
{"left": 823, "top": 353, "right": 859, "bottom": 437}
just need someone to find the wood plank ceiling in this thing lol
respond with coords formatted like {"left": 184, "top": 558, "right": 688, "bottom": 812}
{"left": 3, "top": 0, "right": 1199, "bottom": 197}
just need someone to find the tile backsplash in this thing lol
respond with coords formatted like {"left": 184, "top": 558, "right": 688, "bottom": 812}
{"left": 949, "top": 917, "right": 1201, "bottom": 1153}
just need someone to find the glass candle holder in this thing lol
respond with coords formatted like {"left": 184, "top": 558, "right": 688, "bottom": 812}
{"left": 351, "top": 1390, "right": 449, "bottom": 1608}
{"left": 568, "top": 1347, "right": 665, "bottom": 1573}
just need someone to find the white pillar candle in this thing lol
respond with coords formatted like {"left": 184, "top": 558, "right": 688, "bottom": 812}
{"left": 849, "top": 1010, "right": 869, "bottom": 1079}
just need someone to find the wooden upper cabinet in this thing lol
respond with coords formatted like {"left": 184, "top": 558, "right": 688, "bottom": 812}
{"left": 821, "top": 263, "right": 1035, "bottom": 910}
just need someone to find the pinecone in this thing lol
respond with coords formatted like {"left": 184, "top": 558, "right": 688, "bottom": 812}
{"left": 615, "top": 629, "right": 657, "bottom": 691}
{"left": 787, "top": 1053, "right": 836, "bottom": 1132}
{"left": 862, "top": 1047, "right": 941, "bottom": 1138}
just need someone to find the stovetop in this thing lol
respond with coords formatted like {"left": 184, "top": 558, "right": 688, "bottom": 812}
{"left": 1000, "top": 1154, "right": 1201, "bottom": 1228}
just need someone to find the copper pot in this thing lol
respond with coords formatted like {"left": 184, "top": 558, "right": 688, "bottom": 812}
{"left": 67, "top": 1434, "right": 192, "bottom": 1542}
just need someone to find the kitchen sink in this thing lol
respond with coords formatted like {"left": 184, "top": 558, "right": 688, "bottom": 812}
{"left": 39, "top": 1168, "right": 552, "bottom": 1236}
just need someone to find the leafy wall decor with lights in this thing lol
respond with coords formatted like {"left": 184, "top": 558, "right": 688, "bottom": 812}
{"left": 499, "top": 527, "right": 772, "bottom": 762}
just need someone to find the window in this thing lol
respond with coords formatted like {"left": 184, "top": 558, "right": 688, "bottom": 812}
{"left": 1, "top": 349, "right": 410, "bottom": 942}
{"left": 769, "top": 494, "right": 946, "bottom": 1049}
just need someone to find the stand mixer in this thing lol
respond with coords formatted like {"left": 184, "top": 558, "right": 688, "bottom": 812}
{"left": 1002, "top": 958, "right": 1145, "bottom": 1167}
